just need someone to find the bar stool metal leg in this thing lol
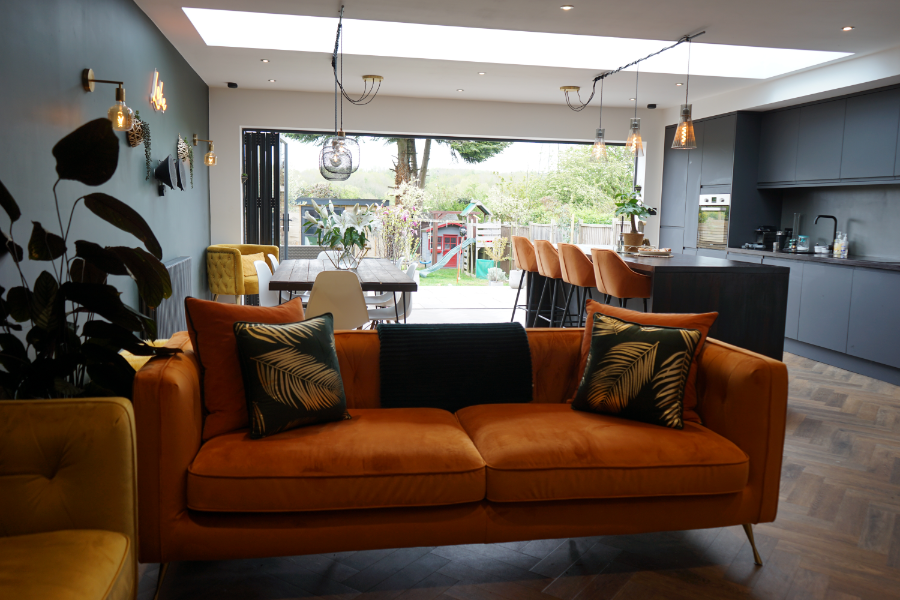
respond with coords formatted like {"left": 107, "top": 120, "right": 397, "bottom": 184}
{"left": 511, "top": 276, "right": 523, "bottom": 322}
{"left": 532, "top": 276, "right": 549, "bottom": 327}
{"left": 549, "top": 280, "right": 559, "bottom": 327}
{"left": 561, "top": 283, "right": 574, "bottom": 327}
{"left": 643, "top": 297, "right": 649, "bottom": 313}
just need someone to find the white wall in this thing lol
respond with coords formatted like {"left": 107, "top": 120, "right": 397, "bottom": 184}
{"left": 209, "top": 89, "right": 668, "bottom": 246}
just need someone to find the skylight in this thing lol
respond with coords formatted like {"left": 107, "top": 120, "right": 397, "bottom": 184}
{"left": 183, "top": 7, "right": 851, "bottom": 80}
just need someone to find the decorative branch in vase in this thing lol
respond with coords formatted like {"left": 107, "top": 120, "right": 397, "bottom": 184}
{"left": 304, "top": 201, "right": 381, "bottom": 270}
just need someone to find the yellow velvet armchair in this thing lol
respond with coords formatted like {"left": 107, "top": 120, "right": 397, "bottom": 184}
{"left": 0, "top": 397, "right": 138, "bottom": 600}
{"left": 207, "top": 244, "right": 279, "bottom": 302}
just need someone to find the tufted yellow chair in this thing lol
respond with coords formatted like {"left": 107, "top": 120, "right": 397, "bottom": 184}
{"left": 207, "top": 244, "right": 279, "bottom": 303}
{"left": 0, "top": 397, "right": 138, "bottom": 600}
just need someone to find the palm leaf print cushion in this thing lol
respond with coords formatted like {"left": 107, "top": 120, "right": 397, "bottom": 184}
{"left": 234, "top": 313, "right": 349, "bottom": 438}
{"left": 572, "top": 313, "right": 701, "bottom": 429}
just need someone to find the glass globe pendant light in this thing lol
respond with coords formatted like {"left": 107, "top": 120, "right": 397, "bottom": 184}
{"left": 590, "top": 79, "right": 607, "bottom": 162}
{"left": 82, "top": 69, "right": 134, "bottom": 131}
{"left": 672, "top": 40, "right": 697, "bottom": 150}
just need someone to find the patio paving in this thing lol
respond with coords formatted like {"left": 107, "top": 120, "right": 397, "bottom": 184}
{"left": 406, "top": 285, "right": 527, "bottom": 325}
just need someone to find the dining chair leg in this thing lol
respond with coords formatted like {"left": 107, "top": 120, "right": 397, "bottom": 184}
{"left": 549, "top": 280, "right": 559, "bottom": 327}
{"left": 605, "top": 294, "right": 611, "bottom": 304}
{"left": 561, "top": 283, "right": 574, "bottom": 328}
{"left": 643, "top": 297, "right": 649, "bottom": 313}
{"left": 511, "top": 278, "right": 523, "bottom": 322}
{"left": 403, "top": 293, "right": 408, "bottom": 324}
{"left": 532, "top": 277, "right": 549, "bottom": 327}
{"left": 212, "top": 294, "right": 218, "bottom": 302}
{"left": 393, "top": 292, "right": 400, "bottom": 322}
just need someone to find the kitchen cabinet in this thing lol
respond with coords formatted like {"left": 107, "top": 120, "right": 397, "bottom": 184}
{"left": 682, "top": 248, "right": 697, "bottom": 256}
{"left": 758, "top": 109, "right": 800, "bottom": 183}
{"left": 847, "top": 269, "right": 900, "bottom": 368}
{"left": 796, "top": 99, "right": 846, "bottom": 181}
{"left": 797, "top": 262, "right": 853, "bottom": 352}
{"left": 682, "top": 121, "right": 705, "bottom": 248}
{"left": 696, "top": 249, "right": 727, "bottom": 259}
{"left": 658, "top": 227, "right": 684, "bottom": 253}
{"left": 840, "top": 88, "right": 900, "bottom": 179}
{"left": 763, "top": 257, "right": 804, "bottom": 339}
{"left": 660, "top": 125, "right": 689, "bottom": 227}
{"left": 727, "top": 253, "right": 762, "bottom": 264}
{"left": 700, "top": 115, "right": 737, "bottom": 186}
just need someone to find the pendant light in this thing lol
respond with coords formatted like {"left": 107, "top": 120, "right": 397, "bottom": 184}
{"left": 590, "top": 79, "right": 607, "bottom": 162}
{"left": 626, "top": 64, "right": 644, "bottom": 156}
{"left": 672, "top": 39, "right": 697, "bottom": 150}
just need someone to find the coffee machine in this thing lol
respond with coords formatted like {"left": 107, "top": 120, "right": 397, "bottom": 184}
{"left": 775, "top": 228, "right": 793, "bottom": 251}
{"left": 742, "top": 226, "right": 776, "bottom": 250}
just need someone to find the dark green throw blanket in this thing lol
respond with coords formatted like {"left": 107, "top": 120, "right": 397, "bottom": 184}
{"left": 376, "top": 323, "right": 533, "bottom": 412}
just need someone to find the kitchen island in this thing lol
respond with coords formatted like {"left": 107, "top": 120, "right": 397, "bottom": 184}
{"left": 528, "top": 250, "right": 790, "bottom": 360}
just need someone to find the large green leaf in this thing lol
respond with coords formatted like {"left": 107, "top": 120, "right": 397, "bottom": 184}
{"left": 74, "top": 240, "right": 128, "bottom": 276}
{"left": 0, "top": 179, "right": 20, "bottom": 222}
{"left": 61, "top": 282, "right": 156, "bottom": 338}
{"left": 6, "top": 286, "right": 33, "bottom": 322}
{"left": 0, "top": 333, "right": 27, "bottom": 378}
{"left": 52, "top": 119, "right": 119, "bottom": 186}
{"left": 70, "top": 257, "right": 109, "bottom": 284}
{"left": 107, "top": 246, "right": 172, "bottom": 308}
{"left": 32, "top": 271, "right": 60, "bottom": 333}
{"left": 83, "top": 194, "right": 162, "bottom": 259}
{"left": 28, "top": 222, "right": 67, "bottom": 261}
{"left": 1, "top": 231, "right": 24, "bottom": 262}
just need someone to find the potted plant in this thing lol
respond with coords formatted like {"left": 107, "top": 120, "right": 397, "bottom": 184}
{"left": 613, "top": 189, "right": 652, "bottom": 251}
{"left": 484, "top": 236, "right": 510, "bottom": 287}
{"left": 304, "top": 200, "right": 381, "bottom": 270}
{"left": 0, "top": 119, "right": 178, "bottom": 399}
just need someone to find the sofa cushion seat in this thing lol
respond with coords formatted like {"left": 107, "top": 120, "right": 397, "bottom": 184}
{"left": 0, "top": 529, "right": 130, "bottom": 600}
{"left": 456, "top": 404, "right": 749, "bottom": 503}
{"left": 187, "top": 408, "right": 486, "bottom": 512}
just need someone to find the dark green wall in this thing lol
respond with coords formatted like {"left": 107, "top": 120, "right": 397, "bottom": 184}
{"left": 0, "top": 0, "right": 210, "bottom": 307}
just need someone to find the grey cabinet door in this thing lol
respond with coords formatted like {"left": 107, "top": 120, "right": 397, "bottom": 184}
{"left": 700, "top": 114, "right": 737, "bottom": 186}
{"left": 682, "top": 248, "right": 697, "bottom": 255}
{"left": 796, "top": 100, "right": 846, "bottom": 181}
{"left": 763, "top": 257, "right": 804, "bottom": 339}
{"left": 758, "top": 109, "right": 800, "bottom": 183}
{"left": 847, "top": 269, "right": 900, "bottom": 368}
{"left": 840, "top": 88, "right": 900, "bottom": 179}
{"left": 660, "top": 125, "right": 689, "bottom": 227}
{"left": 797, "top": 262, "right": 853, "bottom": 352}
{"left": 683, "top": 121, "right": 705, "bottom": 248}
{"left": 658, "top": 227, "right": 684, "bottom": 253}
{"left": 696, "top": 249, "right": 727, "bottom": 259}
{"left": 726, "top": 252, "right": 763, "bottom": 264}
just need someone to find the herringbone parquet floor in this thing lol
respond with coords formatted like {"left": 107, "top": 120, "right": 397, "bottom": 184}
{"left": 139, "top": 353, "right": 900, "bottom": 600}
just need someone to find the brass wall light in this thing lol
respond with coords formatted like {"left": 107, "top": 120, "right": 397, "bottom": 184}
{"left": 82, "top": 68, "right": 134, "bottom": 131}
{"left": 193, "top": 134, "right": 217, "bottom": 166}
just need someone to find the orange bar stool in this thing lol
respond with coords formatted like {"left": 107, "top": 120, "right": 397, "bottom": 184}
{"left": 510, "top": 236, "right": 539, "bottom": 323}
{"left": 591, "top": 248, "right": 652, "bottom": 312}
{"left": 559, "top": 243, "right": 600, "bottom": 326}
{"left": 533, "top": 240, "right": 573, "bottom": 327}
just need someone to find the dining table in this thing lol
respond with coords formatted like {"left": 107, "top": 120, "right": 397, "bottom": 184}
{"left": 269, "top": 258, "right": 418, "bottom": 323}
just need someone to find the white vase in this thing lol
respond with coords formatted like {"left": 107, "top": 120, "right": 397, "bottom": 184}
{"left": 509, "top": 270, "right": 524, "bottom": 289}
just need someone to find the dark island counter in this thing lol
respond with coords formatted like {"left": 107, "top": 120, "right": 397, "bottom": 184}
{"left": 528, "top": 248, "right": 790, "bottom": 360}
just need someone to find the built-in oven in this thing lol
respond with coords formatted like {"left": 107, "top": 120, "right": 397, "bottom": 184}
{"left": 697, "top": 194, "right": 731, "bottom": 250}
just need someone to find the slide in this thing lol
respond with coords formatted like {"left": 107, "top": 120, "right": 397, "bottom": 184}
{"left": 419, "top": 237, "right": 476, "bottom": 277}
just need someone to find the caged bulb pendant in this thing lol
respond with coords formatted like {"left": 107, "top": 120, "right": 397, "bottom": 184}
{"left": 319, "top": 130, "right": 360, "bottom": 181}
{"left": 626, "top": 118, "right": 644, "bottom": 157}
{"left": 590, "top": 128, "right": 607, "bottom": 162}
{"left": 672, "top": 104, "right": 697, "bottom": 149}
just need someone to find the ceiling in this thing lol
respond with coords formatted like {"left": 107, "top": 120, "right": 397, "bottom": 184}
{"left": 136, "top": 0, "right": 900, "bottom": 109}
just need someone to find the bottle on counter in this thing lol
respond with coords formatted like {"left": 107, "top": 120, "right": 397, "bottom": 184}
{"left": 841, "top": 233, "right": 849, "bottom": 259}
{"left": 833, "top": 231, "right": 842, "bottom": 258}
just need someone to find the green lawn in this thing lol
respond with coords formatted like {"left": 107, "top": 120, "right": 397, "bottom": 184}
{"left": 417, "top": 266, "right": 488, "bottom": 286}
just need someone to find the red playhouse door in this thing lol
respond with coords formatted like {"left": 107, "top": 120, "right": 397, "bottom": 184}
{"left": 443, "top": 235, "right": 458, "bottom": 268}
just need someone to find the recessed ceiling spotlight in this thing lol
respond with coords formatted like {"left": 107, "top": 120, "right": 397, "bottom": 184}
{"left": 630, "top": 98, "right": 635, "bottom": 101}
{"left": 478, "top": 72, "right": 486, "bottom": 75}
{"left": 268, "top": 79, "right": 276, "bottom": 82}
{"left": 842, "top": 26, "right": 854, "bottom": 31}
{"left": 676, "top": 82, "right": 683, "bottom": 86}
{"left": 261, "top": 58, "right": 269, "bottom": 62}
{"left": 561, "top": 5, "right": 574, "bottom": 10}
{"left": 457, "top": 89, "right": 464, "bottom": 92}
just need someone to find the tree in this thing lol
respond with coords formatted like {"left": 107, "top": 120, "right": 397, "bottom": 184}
{"left": 282, "top": 133, "right": 510, "bottom": 194}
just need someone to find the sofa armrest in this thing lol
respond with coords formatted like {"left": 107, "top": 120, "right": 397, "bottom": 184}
{"left": 696, "top": 338, "right": 788, "bottom": 523}
{"left": 207, "top": 246, "right": 244, "bottom": 296}
{"left": 132, "top": 332, "right": 202, "bottom": 562}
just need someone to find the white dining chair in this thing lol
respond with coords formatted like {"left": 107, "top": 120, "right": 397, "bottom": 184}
{"left": 368, "top": 289, "right": 414, "bottom": 325}
{"left": 253, "top": 260, "right": 280, "bottom": 307}
{"left": 269, "top": 253, "right": 307, "bottom": 304}
{"left": 365, "top": 264, "right": 418, "bottom": 306}
{"left": 305, "top": 271, "right": 370, "bottom": 330}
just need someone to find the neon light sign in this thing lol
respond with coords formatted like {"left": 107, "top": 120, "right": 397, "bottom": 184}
{"left": 150, "top": 69, "right": 167, "bottom": 113}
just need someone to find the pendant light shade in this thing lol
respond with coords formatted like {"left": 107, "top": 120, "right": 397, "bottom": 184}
{"left": 672, "top": 104, "right": 697, "bottom": 149}
{"left": 319, "top": 131, "right": 360, "bottom": 181}
{"left": 626, "top": 118, "right": 644, "bottom": 157}
{"left": 107, "top": 87, "right": 135, "bottom": 132}
{"left": 590, "top": 128, "right": 607, "bottom": 162}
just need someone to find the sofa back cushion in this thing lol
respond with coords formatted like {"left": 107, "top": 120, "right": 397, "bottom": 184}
{"left": 333, "top": 329, "right": 584, "bottom": 408}
{"left": 184, "top": 297, "right": 305, "bottom": 440}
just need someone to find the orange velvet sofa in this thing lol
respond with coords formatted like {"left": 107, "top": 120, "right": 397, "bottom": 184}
{"left": 133, "top": 328, "right": 787, "bottom": 565}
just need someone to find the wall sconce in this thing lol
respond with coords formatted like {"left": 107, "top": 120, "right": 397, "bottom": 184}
{"left": 193, "top": 134, "right": 216, "bottom": 166}
{"left": 82, "top": 68, "right": 134, "bottom": 131}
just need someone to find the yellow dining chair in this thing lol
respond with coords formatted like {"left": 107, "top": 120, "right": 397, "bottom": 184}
{"left": 206, "top": 244, "right": 278, "bottom": 303}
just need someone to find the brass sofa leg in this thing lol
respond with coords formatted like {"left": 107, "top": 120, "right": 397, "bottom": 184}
{"left": 742, "top": 524, "right": 763, "bottom": 566}
{"left": 153, "top": 562, "right": 169, "bottom": 600}
{"left": 212, "top": 294, "right": 218, "bottom": 302}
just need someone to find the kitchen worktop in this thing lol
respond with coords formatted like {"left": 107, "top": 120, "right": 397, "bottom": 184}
{"left": 726, "top": 247, "right": 900, "bottom": 272}
{"left": 575, "top": 245, "right": 788, "bottom": 275}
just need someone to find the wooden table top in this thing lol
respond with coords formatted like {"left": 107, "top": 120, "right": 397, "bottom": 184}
{"left": 269, "top": 258, "right": 419, "bottom": 292}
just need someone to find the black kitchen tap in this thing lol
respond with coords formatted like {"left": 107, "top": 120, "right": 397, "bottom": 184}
{"left": 815, "top": 215, "right": 838, "bottom": 250}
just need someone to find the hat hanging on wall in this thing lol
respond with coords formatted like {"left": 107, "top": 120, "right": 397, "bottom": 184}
{"left": 154, "top": 154, "right": 176, "bottom": 196}
{"left": 174, "top": 157, "right": 187, "bottom": 191}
